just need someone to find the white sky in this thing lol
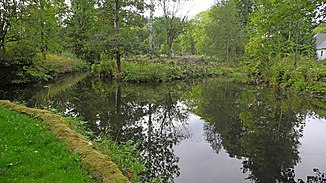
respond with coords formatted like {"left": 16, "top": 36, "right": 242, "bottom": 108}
{"left": 152, "top": 0, "right": 215, "bottom": 18}
{"left": 182, "top": 0, "right": 215, "bottom": 18}
{"left": 64, "top": 0, "right": 215, "bottom": 19}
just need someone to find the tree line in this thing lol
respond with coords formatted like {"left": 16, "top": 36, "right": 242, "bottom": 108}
{"left": 0, "top": 0, "right": 325, "bottom": 78}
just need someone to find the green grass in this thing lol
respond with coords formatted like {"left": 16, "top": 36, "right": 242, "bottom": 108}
{"left": 92, "top": 58, "right": 246, "bottom": 82}
{"left": 40, "top": 53, "right": 87, "bottom": 74}
{"left": 0, "top": 105, "right": 94, "bottom": 183}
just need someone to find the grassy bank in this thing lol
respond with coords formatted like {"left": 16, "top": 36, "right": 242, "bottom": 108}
{"left": 0, "top": 101, "right": 128, "bottom": 183}
{"left": 0, "top": 52, "right": 87, "bottom": 85}
{"left": 92, "top": 54, "right": 325, "bottom": 94}
{"left": 17, "top": 53, "right": 87, "bottom": 84}
{"left": 244, "top": 56, "right": 326, "bottom": 94}
{"left": 91, "top": 57, "right": 247, "bottom": 82}
{"left": 0, "top": 105, "right": 93, "bottom": 183}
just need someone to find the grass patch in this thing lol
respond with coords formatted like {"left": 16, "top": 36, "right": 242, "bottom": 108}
{"left": 12, "top": 53, "right": 88, "bottom": 84}
{"left": 62, "top": 116, "right": 146, "bottom": 182}
{"left": 91, "top": 57, "right": 246, "bottom": 82}
{"left": 0, "top": 100, "right": 128, "bottom": 183}
{"left": 0, "top": 105, "right": 93, "bottom": 183}
{"left": 36, "top": 53, "right": 87, "bottom": 76}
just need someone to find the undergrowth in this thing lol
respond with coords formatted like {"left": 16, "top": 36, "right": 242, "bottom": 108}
{"left": 91, "top": 57, "right": 247, "bottom": 82}
{"left": 243, "top": 55, "right": 326, "bottom": 94}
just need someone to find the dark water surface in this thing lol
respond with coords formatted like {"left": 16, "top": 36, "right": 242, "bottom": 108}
{"left": 2, "top": 74, "right": 326, "bottom": 183}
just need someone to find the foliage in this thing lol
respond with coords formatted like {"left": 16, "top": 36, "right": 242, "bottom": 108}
{"left": 244, "top": 55, "right": 326, "bottom": 94}
{"left": 91, "top": 58, "right": 117, "bottom": 78}
{"left": 246, "top": 0, "right": 318, "bottom": 65}
{"left": 0, "top": 105, "right": 94, "bottom": 183}
{"left": 314, "top": 22, "right": 326, "bottom": 33}
{"left": 95, "top": 136, "right": 146, "bottom": 182}
{"left": 156, "top": 0, "right": 189, "bottom": 58}
{"left": 23, "top": 0, "right": 66, "bottom": 59}
{"left": 191, "top": 0, "right": 247, "bottom": 63}
{"left": 91, "top": 56, "right": 250, "bottom": 82}
{"left": 63, "top": 0, "right": 97, "bottom": 61}
{"left": 12, "top": 53, "right": 87, "bottom": 84}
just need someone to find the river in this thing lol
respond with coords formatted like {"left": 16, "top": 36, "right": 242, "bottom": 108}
{"left": 2, "top": 73, "right": 326, "bottom": 183}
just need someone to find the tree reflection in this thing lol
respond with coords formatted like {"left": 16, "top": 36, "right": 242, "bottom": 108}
{"left": 4, "top": 74, "right": 326, "bottom": 183}
{"left": 238, "top": 89, "right": 306, "bottom": 183}
{"left": 139, "top": 93, "right": 190, "bottom": 182}
{"left": 187, "top": 80, "right": 312, "bottom": 183}
{"left": 21, "top": 77, "right": 192, "bottom": 182}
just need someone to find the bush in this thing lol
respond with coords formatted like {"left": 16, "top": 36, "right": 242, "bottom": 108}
{"left": 249, "top": 54, "right": 326, "bottom": 93}
{"left": 0, "top": 43, "right": 36, "bottom": 85}
{"left": 91, "top": 58, "right": 116, "bottom": 78}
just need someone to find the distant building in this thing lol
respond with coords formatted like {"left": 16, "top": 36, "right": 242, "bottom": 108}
{"left": 316, "top": 33, "right": 326, "bottom": 60}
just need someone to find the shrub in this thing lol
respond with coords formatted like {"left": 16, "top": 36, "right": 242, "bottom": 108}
{"left": 91, "top": 59, "right": 116, "bottom": 78}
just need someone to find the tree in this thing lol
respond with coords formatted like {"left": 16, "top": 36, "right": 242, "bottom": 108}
{"left": 157, "top": 0, "right": 188, "bottom": 58}
{"left": 96, "top": 0, "right": 146, "bottom": 73}
{"left": 0, "top": 0, "right": 27, "bottom": 52}
{"left": 192, "top": 0, "right": 244, "bottom": 63}
{"left": 246, "top": 0, "right": 322, "bottom": 67}
{"left": 191, "top": 11, "right": 210, "bottom": 55}
{"left": 64, "top": 0, "right": 97, "bottom": 61}
{"left": 172, "top": 27, "right": 195, "bottom": 55}
{"left": 149, "top": 0, "right": 154, "bottom": 58}
{"left": 211, "top": 0, "right": 242, "bottom": 63}
{"left": 24, "top": 0, "right": 66, "bottom": 60}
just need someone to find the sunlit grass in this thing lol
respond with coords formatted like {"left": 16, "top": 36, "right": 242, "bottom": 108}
{"left": 0, "top": 105, "right": 94, "bottom": 183}
{"left": 39, "top": 53, "right": 87, "bottom": 74}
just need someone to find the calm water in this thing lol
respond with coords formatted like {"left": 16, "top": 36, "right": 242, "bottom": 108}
{"left": 2, "top": 74, "right": 326, "bottom": 183}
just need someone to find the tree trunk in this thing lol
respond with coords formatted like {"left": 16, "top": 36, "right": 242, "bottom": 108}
{"left": 294, "top": 21, "right": 299, "bottom": 68}
{"left": 0, "top": 38, "right": 4, "bottom": 52}
{"left": 226, "top": 34, "right": 230, "bottom": 64}
{"left": 40, "top": 0, "right": 46, "bottom": 60}
{"left": 114, "top": 0, "right": 121, "bottom": 73}
{"left": 167, "top": 34, "right": 173, "bottom": 59}
{"left": 149, "top": 0, "right": 154, "bottom": 59}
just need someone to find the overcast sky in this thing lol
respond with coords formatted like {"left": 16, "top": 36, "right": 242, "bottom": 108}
{"left": 64, "top": 0, "right": 215, "bottom": 19}
{"left": 178, "top": 0, "right": 215, "bottom": 18}
{"left": 153, "top": 0, "right": 215, "bottom": 18}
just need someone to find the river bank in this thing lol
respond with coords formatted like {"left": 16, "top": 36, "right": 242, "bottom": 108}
{"left": 89, "top": 55, "right": 325, "bottom": 94}
{"left": 0, "top": 104, "right": 94, "bottom": 183}
{"left": 0, "top": 101, "right": 128, "bottom": 183}
{"left": 0, "top": 53, "right": 87, "bottom": 86}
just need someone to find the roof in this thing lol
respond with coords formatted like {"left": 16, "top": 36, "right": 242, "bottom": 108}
{"left": 316, "top": 33, "right": 326, "bottom": 50}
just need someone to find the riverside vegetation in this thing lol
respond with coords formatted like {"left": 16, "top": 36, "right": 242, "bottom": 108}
{"left": 0, "top": 101, "right": 148, "bottom": 182}
{"left": 1, "top": 0, "right": 325, "bottom": 182}
{"left": 1, "top": 0, "right": 325, "bottom": 93}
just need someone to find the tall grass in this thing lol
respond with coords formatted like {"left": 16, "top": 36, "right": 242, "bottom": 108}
{"left": 13, "top": 53, "right": 88, "bottom": 84}
{"left": 37, "top": 53, "right": 87, "bottom": 74}
{"left": 91, "top": 58, "right": 235, "bottom": 82}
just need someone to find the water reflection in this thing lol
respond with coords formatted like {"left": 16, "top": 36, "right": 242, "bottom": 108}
{"left": 186, "top": 80, "right": 326, "bottom": 183}
{"left": 2, "top": 75, "right": 326, "bottom": 183}
{"left": 36, "top": 79, "right": 192, "bottom": 182}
